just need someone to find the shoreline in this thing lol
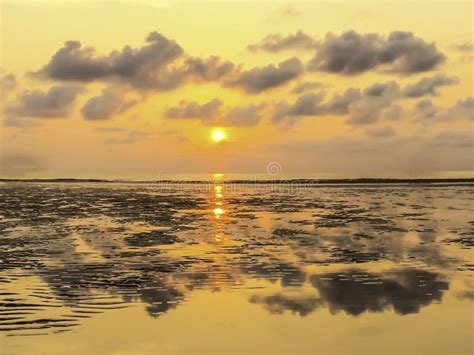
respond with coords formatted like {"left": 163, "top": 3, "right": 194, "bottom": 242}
{"left": 1, "top": 177, "right": 474, "bottom": 185}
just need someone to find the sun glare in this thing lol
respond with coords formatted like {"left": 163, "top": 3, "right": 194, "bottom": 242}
{"left": 211, "top": 130, "right": 225, "bottom": 142}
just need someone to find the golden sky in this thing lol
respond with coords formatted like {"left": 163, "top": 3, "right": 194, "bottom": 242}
{"left": 0, "top": 0, "right": 473, "bottom": 179}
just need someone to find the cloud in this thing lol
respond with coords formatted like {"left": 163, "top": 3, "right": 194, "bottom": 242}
{"left": 414, "top": 99, "right": 438, "bottom": 120}
{"left": 291, "top": 81, "right": 323, "bottom": 94}
{"left": 451, "top": 42, "right": 474, "bottom": 52}
{"left": 81, "top": 88, "right": 139, "bottom": 120}
{"left": 165, "top": 98, "right": 222, "bottom": 121}
{"left": 165, "top": 98, "right": 263, "bottom": 126}
{"left": 222, "top": 104, "right": 263, "bottom": 126}
{"left": 34, "top": 32, "right": 237, "bottom": 92}
{"left": 363, "top": 81, "right": 399, "bottom": 97}
{"left": 365, "top": 126, "right": 396, "bottom": 138}
{"left": 272, "top": 80, "right": 406, "bottom": 126}
{"left": 272, "top": 130, "right": 473, "bottom": 174}
{"left": 247, "top": 31, "right": 317, "bottom": 53}
{"left": 95, "top": 126, "right": 156, "bottom": 144}
{"left": 382, "top": 104, "right": 404, "bottom": 120}
{"left": 439, "top": 97, "right": 474, "bottom": 121}
{"left": 272, "top": 92, "right": 325, "bottom": 125}
{"left": 272, "top": 88, "right": 364, "bottom": 125}
{"left": 402, "top": 74, "right": 458, "bottom": 97}
{"left": 322, "top": 88, "right": 364, "bottom": 114}
{"left": 272, "top": 89, "right": 364, "bottom": 125}
{"left": 284, "top": 92, "right": 326, "bottom": 116}
{"left": 347, "top": 82, "right": 399, "bottom": 125}
{"left": 0, "top": 73, "right": 16, "bottom": 100}
{"left": 415, "top": 97, "right": 474, "bottom": 122}
{"left": 35, "top": 32, "right": 184, "bottom": 89}
{"left": 105, "top": 130, "right": 154, "bottom": 144}
{"left": 226, "top": 57, "right": 304, "bottom": 93}
{"left": 431, "top": 132, "right": 473, "bottom": 148}
{"left": 182, "top": 56, "right": 235, "bottom": 81}
{"left": 36, "top": 40, "right": 112, "bottom": 81}
{"left": 308, "top": 31, "right": 445, "bottom": 74}
{"left": 95, "top": 127, "right": 127, "bottom": 133}
{"left": 0, "top": 154, "right": 45, "bottom": 177}
{"left": 280, "top": 6, "right": 301, "bottom": 18}
{"left": 4, "top": 84, "right": 83, "bottom": 118}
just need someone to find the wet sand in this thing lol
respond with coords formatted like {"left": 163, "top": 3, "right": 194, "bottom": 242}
{"left": 0, "top": 182, "right": 472, "bottom": 354}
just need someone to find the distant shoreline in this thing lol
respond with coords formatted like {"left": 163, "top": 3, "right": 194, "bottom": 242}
{"left": 1, "top": 178, "right": 473, "bottom": 185}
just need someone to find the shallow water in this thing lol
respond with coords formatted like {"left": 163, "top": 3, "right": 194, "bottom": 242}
{"left": 0, "top": 182, "right": 473, "bottom": 354}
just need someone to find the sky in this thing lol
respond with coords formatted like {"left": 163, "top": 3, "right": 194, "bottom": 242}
{"left": 0, "top": 0, "right": 473, "bottom": 179}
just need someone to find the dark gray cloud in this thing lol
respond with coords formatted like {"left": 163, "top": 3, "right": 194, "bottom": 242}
{"left": 364, "top": 81, "right": 399, "bottom": 97}
{"left": 227, "top": 57, "right": 304, "bottom": 94}
{"left": 272, "top": 88, "right": 364, "bottom": 124}
{"left": 272, "top": 92, "right": 325, "bottom": 125}
{"left": 308, "top": 31, "right": 445, "bottom": 74}
{"left": 402, "top": 74, "right": 458, "bottom": 97}
{"left": 272, "top": 89, "right": 363, "bottom": 125}
{"left": 291, "top": 81, "right": 323, "bottom": 94}
{"left": 247, "top": 31, "right": 317, "bottom": 53}
{"left": 182, "top": 56, "right": 235, "bottom": 81}
{"left": 365, "top": 126, "right": 396, "bottom": 138}
{"left": 36, "top": 40, "right": 112, "bottom": 81}
{"left": 81, "top": 88, "right": 138, "bottom": 120}
{"left": 272, "top": 81, "right": 403, "bottom": 126}
{"left": 165, "top": 98, "right": 222, "bottom": 120}
{"left": 4, "top": 84, "right": 83, "bottom": 118}
{"left": 414, "top": 99, "right": 438, "bottom": 120}
{"left": 35, "top": 32, "right": 184, "bottom": 90}
{"left": 35, "top": 32, "right": 236, "bottom": 92}
{"left": 322, "top": 88, "right": 363, "bottom": 114}
{"left": 284, "top": 92, "right": 326, "bottom": 116}
{"left": 0, "top": 73, "right": 16, "bottom": 99}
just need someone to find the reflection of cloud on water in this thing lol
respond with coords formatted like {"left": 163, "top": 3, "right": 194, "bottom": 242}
{"left": 311, "top": 269, "right": 449, "bottom": 316}
{"left": 250, "top": 293, "right": 324, "bottom": 316}
{"left": 250, "top": 268, "right": 449, "bottom": 317}
{"left": 240, "top": 262, "right": 306, "bottom": 287}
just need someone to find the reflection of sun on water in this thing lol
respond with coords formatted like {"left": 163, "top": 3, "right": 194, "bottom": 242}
{"left": 214, "top": 185, "right": 223, "bottom": 198}
{"left": 212, "top": 173, "right": 224, "bottom": 180}
{"left": 212, "top": 173, "right": 226, "bottom": 240}
{"left": 213, "top": 207, "right": 224, "bottom": 218}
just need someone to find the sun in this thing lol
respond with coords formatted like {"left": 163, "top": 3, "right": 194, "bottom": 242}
{"left": 211, "top": 130, "right": 225, "bottom": 142}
